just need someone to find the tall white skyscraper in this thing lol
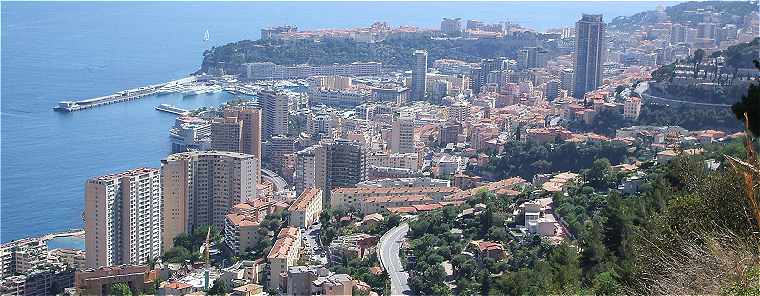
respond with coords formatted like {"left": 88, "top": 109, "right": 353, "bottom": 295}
{"left": 391, "top": 115, "right": 415, "bottom": 154}
{"left": 260, "top": 89, "right": 289, "bottom": 140}
{"left": 411, "top": 50, "right": 428, "bottom": 101}
{"left": 85, "top": 168, "right": 162, "bottom": 268}
{"left": 573, "top": 14, "right": 605, "bottom": 98}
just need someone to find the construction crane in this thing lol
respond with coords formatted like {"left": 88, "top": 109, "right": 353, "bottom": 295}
{"left": 199, "top": 227, "right": 212, "bottom": 267}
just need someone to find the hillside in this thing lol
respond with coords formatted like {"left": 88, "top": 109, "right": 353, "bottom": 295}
{"left": 651, "top": 38, "right": 760, "bottom": 82}
{"left": 198, "top": 33, "right": 538, "bottom": 75}
{"left": 712, "top": 37, "right": 760, "bottom": 69}
{"left": 609, "top": 1, "right": 757, "bottom": 31}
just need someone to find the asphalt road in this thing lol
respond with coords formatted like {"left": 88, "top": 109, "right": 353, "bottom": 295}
{"left": 303, "top": 223, "right": 328, "bottom": 265}
{"left": 261, "top": 168, "right": 287, "bottom": 192}
{"left": 378, "top": 223, "right": 411, "bottom": 296}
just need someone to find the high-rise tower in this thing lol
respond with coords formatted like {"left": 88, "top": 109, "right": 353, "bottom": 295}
{"left": 573, "top": 14, "right": 605, "bottom": 98}
{"left": 411, "top": 50, "right": 428, "bottom": 100}
{"left": 85, "top": 168, "right": 162, "bottom": 268}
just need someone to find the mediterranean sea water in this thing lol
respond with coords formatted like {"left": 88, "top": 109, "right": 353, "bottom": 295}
{"left": 1, "top": 1, "right": 678, "bottom": 243}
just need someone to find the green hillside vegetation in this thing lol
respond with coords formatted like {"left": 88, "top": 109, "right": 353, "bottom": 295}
{"left": 712, "top": 37, "right": 760, "bottom": 70}
{"left": 609, "top": 1, "right": 757, "bottom": 31}
{"left": 648, "top": 39, "right": 758, "bottom": 110}
{"left": 484, "top": 140, "right": 630, "bottom": 181}
{"left": 198, "top": 34, "right": 535, "bottom": 75}
{"left": 404, "top": 78, "right": 760, "bottom": 294}
{"left": 652, "top": 38, "right": 759, "bottom": 83}
{"left": 666, "top": 1, "right": 758, "bottom": 24}
{"left": 406, "top": 148, "right": 760, "bottom": 294}
{"left": 637, "top": 103, "right": 742, "bottom": 132}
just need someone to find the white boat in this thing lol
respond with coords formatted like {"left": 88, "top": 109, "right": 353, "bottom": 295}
{"left": 155, "top": 104, "right": 189, "bottom": 115}
{"left": 157, "top": 83, "right": 192, "bottom": 95}
{"left": 206, "top": 85, "right": 223, "bottom": 94}
{"left": 182, "top": 85, "right": 204, "bottom": 96}
{"left": 182, "top": 84, "right": 222, "bottom": 97}
{"left": 203, "top": 30, "right": 210, "bottom": 42}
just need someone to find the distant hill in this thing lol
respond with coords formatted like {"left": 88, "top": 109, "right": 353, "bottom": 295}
{"left": 198, "top": 33, "right": 539, "bottom": 75}
{"left": 609, "top": 1, "right": 758, "bottom": 31}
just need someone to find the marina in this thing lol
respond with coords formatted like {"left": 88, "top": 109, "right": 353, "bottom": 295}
{"left": 181, "top": 84, "right": 223, "bottom": 97}
{"left": 51, "top": 72, "right": 277, "bottom": 114}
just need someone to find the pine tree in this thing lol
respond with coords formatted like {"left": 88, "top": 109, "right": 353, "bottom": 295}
{"left": 732, "top": 60, "right": 760, "bottom": 137}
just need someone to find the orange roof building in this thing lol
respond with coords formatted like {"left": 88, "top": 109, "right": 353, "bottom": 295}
{"left": 331, "top": 186, "right": 460, "bottom": 212}
{"left": 288, "top": 187, "right": 323, "bottom": 228}
{"left": 267, "top": 226, "right": 302, "bottom": 291}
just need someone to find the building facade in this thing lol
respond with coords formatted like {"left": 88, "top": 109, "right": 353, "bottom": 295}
{"left": 75, "top": 265, "right": 152, "bottom": 296}
{"left": 294, "top": 144, "right": 328, "bottom": 197}
{"left": 267, "top": 227, "right": 302, "bottom": 291}
{"left": 411, "top": 50, "right": 428, "bottom": 100}
{"left": 440, "top": 18, "right": 463, "bottom": 35}
{"left": 390, "top": 115, "right": 415, "bottom": 154}
{"left": 288, "top": 188, "right": 323, "bottom": 228}
{"left": 294, "top": 139, "right": 367, "bottom": 202}
{"left": 330, "top": 186, "right": 460, "bottom": 211}
{"left": 623, "top": 96, "right": 642, "bottom": 120}
{"left": 211, "top": 117, "right": 243, "bottom": 153}
{"left": 244, "top": 62, "right": 382, "bottom": 80}
{"left": 260, "top": 89, "right": 289, "bottom": 141}
{"left": 1, "top": 239, "right": 48, "bottom": 278}
{"left": 327, "top": 139, "right": 367, "bottom": 190}
{"left": 161, "top": 151, "right": 258, "bottom": 251}
{"left": 573, "top": 14, "right": 605, "bottom": 98}
{"left": 85, "top": 168, "right": 162, "bottom": 268}
{"left": 224, "top": 212, "right": 262, "bottom": 256}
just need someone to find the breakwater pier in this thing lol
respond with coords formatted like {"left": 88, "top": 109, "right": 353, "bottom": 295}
{"left": 52, "top": 76, "right": 197, "bottom": 112}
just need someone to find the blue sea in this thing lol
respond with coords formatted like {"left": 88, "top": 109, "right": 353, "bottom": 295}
{"left": 1, "top": 1, "right": 678, "bottom": 243}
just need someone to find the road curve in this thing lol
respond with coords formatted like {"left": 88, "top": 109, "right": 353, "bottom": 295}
{"left": 261, "top": 168, "right": 287, "bottom": 192}
{"left": 378, "top": 223, "right": 411, "bottom": 296}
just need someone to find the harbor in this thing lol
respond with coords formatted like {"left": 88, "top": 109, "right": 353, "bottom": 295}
{"left": 51, "top": 75, "right": 300, "bottom": 114}
{"left": 52, "top": 76, "right": 198, "bottom": 112}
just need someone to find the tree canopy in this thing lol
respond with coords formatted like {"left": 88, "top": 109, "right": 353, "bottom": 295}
{"left": 199, "top": 34, "right": 535, "bottom": 74}
{"left": 110, "top": 283, "right": 132, "bottom": 296}
{"left": 732, "top": 60, "right": 760, "bottom": 137}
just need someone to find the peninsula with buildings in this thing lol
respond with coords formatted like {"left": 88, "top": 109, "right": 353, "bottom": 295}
{"left": 4, "top": 1, "right": 760, "bottom": 295}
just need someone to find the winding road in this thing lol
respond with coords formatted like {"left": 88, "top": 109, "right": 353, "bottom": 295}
{"left": 636, "top": 81, "right": 732, "bottom": 108}
{"left": 378, "top": 223, "right": 412, "bottom": 295}
{"left": 641, "top": 93, "right": 732, "bottom": 107}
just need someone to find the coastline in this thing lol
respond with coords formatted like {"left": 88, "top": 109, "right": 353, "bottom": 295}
{"left": 3, "top": 229, "right": 86, "bottom": 250}
{"left": 40, "top": 229, "right": 85, "bottom": 242}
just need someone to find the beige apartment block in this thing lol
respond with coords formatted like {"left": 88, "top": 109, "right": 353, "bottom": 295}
{"left": 84, "top": 168, "right": 162, "bottom": 268}
{"left": 161, "top": 151, "right": 258, "bottom": 251}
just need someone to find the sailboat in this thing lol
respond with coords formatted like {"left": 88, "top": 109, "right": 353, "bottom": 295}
{"left": 203, "top": 29, "right": 210, "bottom": 42}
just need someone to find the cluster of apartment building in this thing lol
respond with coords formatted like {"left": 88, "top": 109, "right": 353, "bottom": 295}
{"left": 260, "top": 21, "right": 407, "bottom": 43}
{"left": 11, "top": 7, "right": 754, "bottom": 295}
{"left": 243, "top": 62, "right": 383, "bottom": 80}
{"left": 0, "top": 238, "right": 79, "bottom": 296}
{"left": 83, "top": 150, "right": 260, "bottom": 271}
